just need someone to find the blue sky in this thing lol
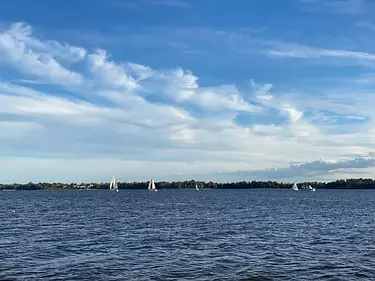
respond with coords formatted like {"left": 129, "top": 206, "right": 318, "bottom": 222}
{"left": 1, "top": 0, "right": 375, "bottom": 183}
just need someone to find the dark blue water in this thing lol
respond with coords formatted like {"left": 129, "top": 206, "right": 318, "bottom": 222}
{"left": 1, "top": 189, "right": 375, "bottom": 280}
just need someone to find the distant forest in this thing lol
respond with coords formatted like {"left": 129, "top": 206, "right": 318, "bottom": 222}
{"left": 2, "top": 178, "right": 375, "bottom": 190}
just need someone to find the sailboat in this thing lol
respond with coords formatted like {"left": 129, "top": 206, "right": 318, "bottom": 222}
{"left": 292, "top": 182, "right": 298, "bottom": 191}
{"left": 300, "top": 184, "right": 316, "bottom": 192}
{"left": 148, "top": 178, "right": 157, "bottom": 192}
{"left": 109, "top": 176, "right": 119, "bottom": 192}
{"left": 195, "top": 184, "right": 199, "bottom": 191}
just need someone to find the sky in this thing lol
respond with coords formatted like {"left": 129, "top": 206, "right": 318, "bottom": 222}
{"left": 1, "top": 0, "right": 375, "bottom": 183}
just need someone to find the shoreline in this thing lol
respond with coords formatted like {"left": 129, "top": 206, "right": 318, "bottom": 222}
{"left": 2, "top": 178, "right": 375, "bottom": 190}
{"left": 4, "top": 187, "right": 375, "bottom": 191}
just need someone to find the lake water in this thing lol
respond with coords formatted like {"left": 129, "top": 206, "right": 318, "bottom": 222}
{"left": 1, "top": 189, "right": 375, "bottom": 280}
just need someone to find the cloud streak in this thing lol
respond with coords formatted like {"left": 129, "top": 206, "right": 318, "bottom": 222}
{"left": 115, "top": 0, "right": 191, "bottom": 9}
{"left": 299, "top": 0, "right": 368, "bottom": 14}
{"left": 142, "top": 0, "right": 191, "bottom": 7}
{"left": 265, "top": 42, "right": 375, "bottom": 64}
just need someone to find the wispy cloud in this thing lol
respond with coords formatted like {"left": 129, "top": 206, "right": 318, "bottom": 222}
{"left": 264, "top": 41, "right": 375, "bottom": 64}
{"left": 16, "top": 79, "right": 50, "bottom": 85}
{"left": 142, "top": 0, "right": 191, "bottom": 7}
{"left": 71, "top": 24, "right": 375, "bottom": 68}
{"left": 115, "top": 0, "right": 191, "bottom": 9}
{"left": 355, "top": 21, "right": 375, "bottom": 31}
{"left": 299, "top": 0, "right": 369, "bottom": 14}
{"left": 0, "top": 22, "right": 84, "bottom": 87}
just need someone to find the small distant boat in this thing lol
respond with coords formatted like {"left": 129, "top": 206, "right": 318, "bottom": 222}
{"left": 301, "top": 184, "right": 316, "bottom": 192}
{"left": 148, "top": 178, "right": 157, "bottom": 192}
{"left": 195, "top": 184, "right": 199, "bottom": 191}
{"left": 292, "top": 183, "right": 315, "bottom": 192}
{"left": 86, "top": 184, "right": 95, "bottom": 190}
{"left": 109, "top": 176, "right": 119, "bottom": 192}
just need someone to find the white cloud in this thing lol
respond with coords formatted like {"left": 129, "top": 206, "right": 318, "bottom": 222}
{"left": 283, "top": 104, "right": 303, "bottom": 123}
{"left": 194, "top": 85, "right": 256, "bottom": 112}
{"left": 266, "top": 42, "right": 375, "bottom": 64}
{"left": 112, "top": 64, "right": 256, "bottom": 112}
{"left": 0, "top": 22, "right": 84, "bottom": 87}
{"left": 138, "top": 67, "right": 198, "bottom": 102}
{"left": 88, "top": 49, "right": 138, "bottom": 90}
{"left": 5, "top": 22, "right": 87, "bottom": 63}
{"left": 1, "top": 22, "right": 375, "bottom": 183}
{"left": 249, "top": 79, "right": 274, "bottom": 102}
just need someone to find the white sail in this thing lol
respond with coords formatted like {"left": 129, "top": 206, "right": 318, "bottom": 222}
{"left": 114, "top": 177, "right": 119, "bottom": 192}
{"left": 195, "top": 184, "right": 199, "bottom": 190}
{"left": 292, "top": 182, "right": 298, "bottom": 191}
{"left": 148, "top": 178, "right": 157, "bottom": 191}
{"left": 110, "top": 177, "right": 114, "bottom": 190}
{"left": 110, "top": 176, "right": 119, "bottom": 192}
{"left": 309, "top": 185, "right": 315, "bottom": 192}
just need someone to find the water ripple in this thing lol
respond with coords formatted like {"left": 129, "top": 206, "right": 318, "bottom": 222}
{"left": 1, "top": 189, "right": 375, "bottom": 280}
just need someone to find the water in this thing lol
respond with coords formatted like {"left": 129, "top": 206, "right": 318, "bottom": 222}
{"left": 1, "top": 189, "right": 375, "bottom": 280}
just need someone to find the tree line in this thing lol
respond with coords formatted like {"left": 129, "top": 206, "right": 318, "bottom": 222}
{"left": 1, "top": 178, "right": 375, "bottom": 190}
